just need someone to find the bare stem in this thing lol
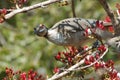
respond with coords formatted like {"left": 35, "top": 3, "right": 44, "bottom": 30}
{"left": 71, "top": 0, "right": 76, "bottom": 17}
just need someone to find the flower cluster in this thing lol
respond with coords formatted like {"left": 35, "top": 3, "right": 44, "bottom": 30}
{"left": 84, "top": 47, "right": 104, "bottom": 69}
{"left": 8, "top": 0, "right": 27, "bottom": 4}
{"left": 96, "top": 20, "right": 105, "bottom": 30}
{"left": 83, "top": 18, "right": 114, "bottom": 39}
{"left": 83, "top": 28, "right": 93, "bottom": 37}
{"left": 103, "top": 60, "right": 120, "bottom": 80}
{"left": 84, "top": 54, "right": 97, "bottom": 65}
{"left": 108, "top": 70, "right": 120, "bottom": 80}
{"left": 18, "top": 0, "right": 27, "bottom": 4}
{"left": 97, "top": 45, "right": 106, "bottom": 52}
{"left": 83, "top": 45, "right": 120, "bottom": 80}
{"left": 53, "top": 67, "right": 60, "bottom": 73}
{"left": 95, "top": 17, "right": 114, "bottom": 34}
{"left": 104, "top": 16, "right": 114, "bottom": 33}
{"left": 83, "top": 45, "right": 114, "bottom": 70}
{"left": 54, "top": 38, "right": 120, "bottom": 80}
{"left": 17, "top": 0, "right": 27, "bottom": 8}
{"left": 8, "top": 0, "right": 27, "bottom": 8}
{"left": 3, "top": 67, "right": 46, "bottom": 80}
{"left": 55, "top": 46, "right": 78, "bottom": 65}
{"left": 0, "top": 8, "right": 7, "bottom": 23}
{"left": 90, "top": 58, "right": 119, "bottom": 80}
{"left": 94, "top": 60, "right": 114, "bottom": 71}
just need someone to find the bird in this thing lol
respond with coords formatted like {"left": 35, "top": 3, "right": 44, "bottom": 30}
{"left": 34, "top": 18, "right": 114, "bottom": 50}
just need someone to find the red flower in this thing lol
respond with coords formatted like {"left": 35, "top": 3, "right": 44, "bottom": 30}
{"left": 0, "top": 8, "right": 7, "bottom": 15}
{"left": 68, "top": 57, "right": 72, "bottom": 63}
{"left": 104, "top": 16, "right": 114, "bottom": 33}
{"left": 109, "top": 60, "right": 114, "bottom": 66}
{"left": 4, "top": 67, "right": 45, "bottom": 80}
{"left": 118, "top": 9, "right": 120, "bottom": 14}
{"left": 28, "top": 69, "right": 37, "bottom": 80}
{"left": 3, "top": 77, "right": 7, "bottom": 80}
{"left": 84, "top": 58, "right": 91, "bottom": 65}
{"left": 108, "top": 26, "right": 114, "bottom": 33}
{"left": 55, "top": 52, "right": 61, "bottom": 60}
{"left": 94, "top": 62, "right": 100, "bottom": 70}
{"left": 96, "top": 20, "right": 105, "bottom": 30}
{"left": 108, "top": 60, "right": 114, "bottom": 68}
{"left": 63, "top": 52, "right": 69, "bottom": 57}
{"left": 5, "top": 67, "right": 13, "bottom": 75}
{"left": 90, "top": 77, "right": 94, "bottom": 80}
{"left": 83, "top": 45, "right": 88, "bottom": 50}
{"left": 0, "top": 8, "right": 7, "bottom": 23}
{"left": 5, "top": 67, "right": 10, "bottom": 74}
{"left": 89, "top": 56, "right": 95, "bottom": 62}
{"left": 95, "top": 53, "right": 100, "bottom": 59}
{"left": 105, "top": 60, "right": 114, "bottom": 68}
{"left": 109, "top": 71, "right": 118, "bottom": 79}
{"left": 20, "top": 72, "right": 27, "bottom": 80}
{"left": 97, "top": 45, "right": 106, "bottom": 52}
{"left": 19, "top": 0, "right": 27, "bottom": 4}
{"left": 68, "top": 46, "right": 78, "bottom": 54}
{"left": 83, "top": 28, "right": 92, "bottom": 36}
{"left": 53, "top": 67, "right": 59, "bottom": 73}
{"left": 99, "top": 62, "right": 105, "bottom": 68}
{"left": 104, "top": 16, "right": 111, "bottom": 22}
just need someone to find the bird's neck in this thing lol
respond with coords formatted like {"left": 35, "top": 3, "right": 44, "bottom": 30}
{"left": 45, "top": 29, "right": 64, "bottom": 45}
{"left": 43, "top": 32, "right": 48, "bottom": 38}
{"left": 43, "top": 28, "right": 48, "bottom": 38}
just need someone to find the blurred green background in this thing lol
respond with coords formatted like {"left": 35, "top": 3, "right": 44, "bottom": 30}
{"left": 0, "top": 0, "right": 120, "bottom": 77}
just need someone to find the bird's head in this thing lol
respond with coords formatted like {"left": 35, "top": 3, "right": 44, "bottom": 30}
{"left": 34, "top": 24, "right": 48, "bottom": 37}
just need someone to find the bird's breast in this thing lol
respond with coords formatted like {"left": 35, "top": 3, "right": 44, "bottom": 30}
{"left": 47, "top": 30, "right": 88, "bottom": 47}
{"left": 47, "top": 30, "right": 65, "bottom": 45}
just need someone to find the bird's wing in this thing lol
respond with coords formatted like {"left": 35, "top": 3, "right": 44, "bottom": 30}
{"left": 49, "top": 18, "right": 97, "bottom": 42}
{"left": 51, "top": 18, "right": 97, "bottom": 33}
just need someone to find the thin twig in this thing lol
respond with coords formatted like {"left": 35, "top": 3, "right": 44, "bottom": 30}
{"left": 71, "top": 0, "right": 76, "bottom": 17}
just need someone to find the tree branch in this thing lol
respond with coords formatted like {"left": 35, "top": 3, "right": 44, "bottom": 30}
{"left": 71, "top": 0, "right": 76, "bottom": 17}
{"left": 4, "top": 0, "right": 60, "bottom": 19}
{"left": 98, "top": 0, "right": 120, "bottom": 36}
{"left": 73, "top": 47, "right": 108, "bottom": 71}
{"left": 48, "top": 46, "right": 108, "bottom": 80}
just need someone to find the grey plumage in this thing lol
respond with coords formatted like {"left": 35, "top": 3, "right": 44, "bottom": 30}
{"left": 34, "top": 18, "right": 114, "bottom": 48}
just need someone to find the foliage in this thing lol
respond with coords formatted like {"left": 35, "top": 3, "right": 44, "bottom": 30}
{"left": 0, "top": 0, "right": 120, "bottom": 80}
